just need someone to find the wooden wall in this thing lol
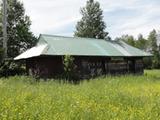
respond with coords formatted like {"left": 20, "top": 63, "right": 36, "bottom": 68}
{"left": 26, "top": 56, "right": 63, "bottom": 78}
{"left": 26, "top": 56, "right": 144, "bottom": 79}
{"left": 74, "top": 56, "right": 144, "bottom": 79}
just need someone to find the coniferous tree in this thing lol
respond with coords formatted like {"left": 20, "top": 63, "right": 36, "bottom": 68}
{"left": 74, "top": 0, "right": 108, "bottom": 39}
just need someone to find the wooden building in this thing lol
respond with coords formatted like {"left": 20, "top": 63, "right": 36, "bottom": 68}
{"left": 14, "top": 34, "right": 152, "bottom": 79}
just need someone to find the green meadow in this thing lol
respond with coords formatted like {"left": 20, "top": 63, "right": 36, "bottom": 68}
{"left": 0, "top": 70, "right": 160, "bottom": 120}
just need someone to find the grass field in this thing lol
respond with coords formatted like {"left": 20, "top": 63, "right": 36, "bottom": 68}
{"left": 0, "top": 70, "right": 160, "bottom": 120}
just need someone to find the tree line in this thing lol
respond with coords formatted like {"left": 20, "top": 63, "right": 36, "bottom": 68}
{"left": 116, "top": 30, "right": 160, "bottom": 69}
{"left": 0, "top": 0, "right": 159, "bottom": 76}
{"left": 115, "top": 30, "right": 160, "bottom": 69}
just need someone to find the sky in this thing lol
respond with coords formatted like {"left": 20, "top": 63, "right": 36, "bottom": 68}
{"left": 21, "top": 0, "right": 160, "bottom": 39}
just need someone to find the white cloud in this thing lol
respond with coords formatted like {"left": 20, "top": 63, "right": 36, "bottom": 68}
{"left": 110, "top": 3, "right": 160, "bottom": 38}
{"left": 21, "top": 0, "right": 160, "bottom": 39}
{"left": 21, "top": 0, "right": 86, "bottom": 36}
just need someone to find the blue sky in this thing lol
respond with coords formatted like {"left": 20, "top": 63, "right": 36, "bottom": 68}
{"left": 22, "top": 0, "right": 160, "bottom": 39}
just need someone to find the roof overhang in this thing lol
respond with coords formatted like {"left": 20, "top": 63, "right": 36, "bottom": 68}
{"left": 14, "top": 44, "right": 48, "bottom": 60}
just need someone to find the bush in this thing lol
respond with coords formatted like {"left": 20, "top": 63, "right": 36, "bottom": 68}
{"left": 63, "top": 55, "right": 78, "bottom": 81}
{"left": 143, "top": 57, "right": 152, "bottom": 69}
{"left": 0, "top": 48, "right": 4, "bottom": 62}
{"left": 152, "top": 51, "right": 160, "bottom": 69}
{"left": 0, "top": 60, "right": 26, "bottom": 77}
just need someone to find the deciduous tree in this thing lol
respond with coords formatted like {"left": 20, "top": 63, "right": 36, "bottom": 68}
{"left": 0, "top": 0, "right": 37, "bottom": 58}
{"left": 148, "top": 30, "right": 160, "bottom": 68}
{"left": 75, "top": 0, "right": 108, "bottom": 39}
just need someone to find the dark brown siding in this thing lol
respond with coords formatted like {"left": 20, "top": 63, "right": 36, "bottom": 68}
{"left": 26, "top": 56, "right": 144, "bottom": 79}
{"left": 26, "top": 56, "right": 63, "bottom": 78}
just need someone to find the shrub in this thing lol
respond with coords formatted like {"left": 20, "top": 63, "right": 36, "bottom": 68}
{"left": 0, "top": 48, "right": 4, "bottom": 62}
{"left": 63, "top": 55, "right": 78, "bottom": 81}
{"left": 143, "top": 57, "right": 152, "bottom": 69}
{"left": 0, "top": 59, "right": 26, "bottom": 77}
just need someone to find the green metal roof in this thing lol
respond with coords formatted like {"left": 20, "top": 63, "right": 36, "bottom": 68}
{"left": 14, "top": 34, "right": 152, "bottom": 60}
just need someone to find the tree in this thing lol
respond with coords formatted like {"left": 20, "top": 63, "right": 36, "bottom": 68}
{"left": 0, "top": 0, "right": 37, "bottom": 77}
{"left": 74, "top": 0, "right": 108, "bottom": 39}
{"left": 135, "top": 34, "right": 152, "bottom": 69}
{"left": 147, "top": 29, "right": 160, "bottom": 68}
{"left": 0, "top": 6, "right": 4, "bottom": 62}
{"left": 118, "top": 35, "right": 136, "bottom": 47}
{"left": 136, "top": 34, "right": 147, "bottom": 50}
{"left": 148, "top": 29, "right": 158, "bottom": 52}
{"left": 0, "top": 0, "right": 37, "bottom": 58}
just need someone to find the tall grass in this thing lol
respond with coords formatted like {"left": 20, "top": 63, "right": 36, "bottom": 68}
{"left": 0, "top": 70, "right": 160, "bottom": 119}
